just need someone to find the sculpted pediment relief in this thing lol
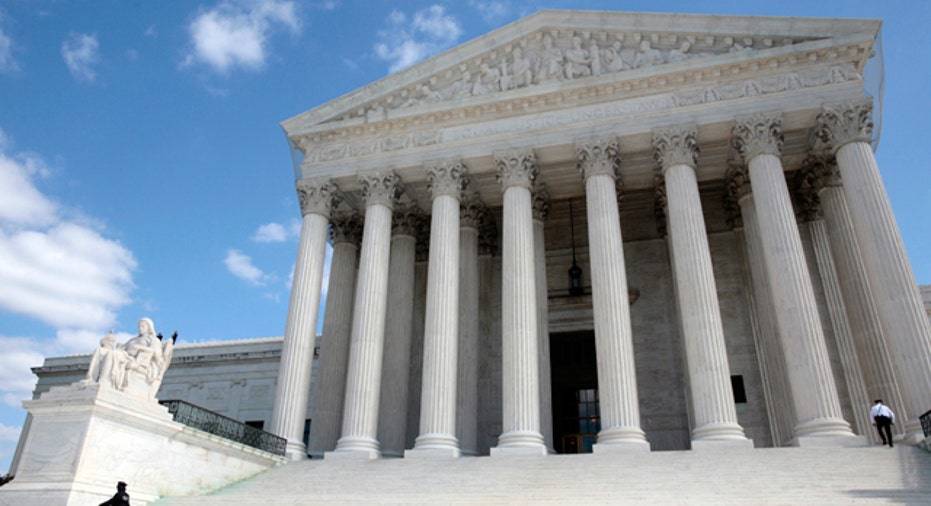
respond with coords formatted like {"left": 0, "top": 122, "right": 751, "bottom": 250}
{"left": 283, "top": 10, "right": 880, "bottom": 137}
{"left": 347, "top": 31, "right": 810, "bottom": 124}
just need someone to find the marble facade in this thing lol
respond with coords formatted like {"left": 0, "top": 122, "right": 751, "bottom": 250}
{"left": 276, "top": 9, "right": 931, "bottom": 460}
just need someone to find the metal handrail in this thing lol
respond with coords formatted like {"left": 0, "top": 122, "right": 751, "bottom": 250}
{"left": 920, "top": 409, "right": 931, "bottom": 438}
{"left": 159, "top": 399, "right": 287, "bottom": 456}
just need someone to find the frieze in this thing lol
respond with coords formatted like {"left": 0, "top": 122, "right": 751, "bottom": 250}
{"left": 299, "top": 64, "right": 859, "bottom": 167}
{"left": 328, "top": 29, "right": 817, "bottom": 123}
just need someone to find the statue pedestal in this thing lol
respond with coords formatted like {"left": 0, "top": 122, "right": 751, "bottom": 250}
{"left": 1, "top": 381, "right": 285, "bottom": 505}
{"left": 1, "top": 381, "right": 172, "bottom": 505}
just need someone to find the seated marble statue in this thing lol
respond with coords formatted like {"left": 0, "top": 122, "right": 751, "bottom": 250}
{"left": 84, "top": 318, "right": 176, "bottom": 394}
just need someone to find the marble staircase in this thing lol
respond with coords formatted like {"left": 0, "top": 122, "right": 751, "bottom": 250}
{"left": 153, "top": 445, "right": 931, "bottom": 505}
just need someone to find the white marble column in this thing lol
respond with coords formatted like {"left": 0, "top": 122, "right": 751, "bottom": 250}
{"left": 532, "top": 185, "right": 554, "bottom": 453}
{"left": 806, "top": 215, "right": 873, "bottom": 440}
{"left": 491, "top": 149, "right": 546, "bottom": 455}
{"left": 726, "top": 167, "right": 796, "bottom": 446}
{"left": 732, "top": 113, "right": 855, "bottom": 444}
{"left": 332, "top": 171, "right": 400, "bottom": 459}
{"left": 653, "top": 126, "right": 751, "bottom": 448}
{"left": 456, "top": 195, "right": 484, "bottom": 456}
{"left": 308, "top": 211, "right": 362, "bottom": 458}
{"left": 800, "top": 157, "right": 904, "bottom": 441}
{"left": 406, "top": 237, "right": 430, "bottom": 450}
{"left": 410, "top": 160, "right": 465, "bottom": 458}
{"left": 271, "top": 178, "right": 340, "bottom": 460}
{"left": 816, "top": 99, "right": 931, "bottom": 441}
{"left": 576, "top": 138, "right": 650, "bottom": 453}
{"left": 377, "top": 205, "right": 422, "bottom": 457}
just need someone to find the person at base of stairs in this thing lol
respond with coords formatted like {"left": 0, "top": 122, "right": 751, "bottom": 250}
{"left": 99, "top": 481, "right": 131, "bottom": 506}
{"left": 870, "top": 400, "right": 896, "bottom": 448}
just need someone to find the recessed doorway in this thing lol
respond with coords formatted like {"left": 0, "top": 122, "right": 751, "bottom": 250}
{"left": 550, "top": 330, "right": 600, "bottom": 454}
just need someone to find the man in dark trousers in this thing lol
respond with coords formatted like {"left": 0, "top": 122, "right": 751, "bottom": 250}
{"left": 870, "top": 399, "right": 896, "bottom": 448}
{"left": 100, "top": 481, "right": 130, "bottom": 506}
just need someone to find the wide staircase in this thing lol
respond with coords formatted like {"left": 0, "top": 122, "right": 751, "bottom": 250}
{"left": 153, "top": 444, "right": 931, "bottom": 505}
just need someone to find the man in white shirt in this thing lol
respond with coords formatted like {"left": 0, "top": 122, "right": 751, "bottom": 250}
{"left": 870, "top": 399, "right": 896, "bottom": 447}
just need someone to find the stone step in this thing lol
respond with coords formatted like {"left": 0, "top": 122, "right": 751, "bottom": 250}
{"left": 153, "top": 445, "right": 931, "bottom": 505}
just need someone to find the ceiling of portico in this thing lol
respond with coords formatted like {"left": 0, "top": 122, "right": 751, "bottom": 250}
{"left": 282, "top": 9, "right": 881, "bottom": 212}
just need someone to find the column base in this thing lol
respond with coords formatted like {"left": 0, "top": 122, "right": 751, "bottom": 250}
{"left": 595, "top": 426, "right": 651, "bottom": 448}
{"left": 792, "top": 434, "right": 866, "bottom": 448}
{"left": 793, "top": 417, "right": 855, "bottom": 439}
{"left": 284, "top": 442, "right": 309, "bottom": 461}
{"left": 329, "top": 435, "right": 380, "bottom": 459}
{"left": 691, "top": 438, "right": 755, "bottom": 451}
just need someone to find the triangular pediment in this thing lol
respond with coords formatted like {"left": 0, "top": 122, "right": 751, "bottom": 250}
{"left": 282, "top": 9, "right": 880, "bottom": 138}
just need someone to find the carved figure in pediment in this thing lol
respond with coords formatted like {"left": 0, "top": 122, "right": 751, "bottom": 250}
{"left": 634, "top": 40, "right": 663, "bottom": 68}
{"left": 441, "top": 70, "right": 472, "bottom": 100}
{"left": 505, "top": 47, "right": 533, "bottom": 90}
{"left": 590, "top": 39, "right": 603, "bottom": 76}
{"left": 564, "top": 36, "right": 592, "bottom": 80}
{"left": 667, "top": 40, "right": 692, "bottom": 63}
{"left": 472, "top": 63, "right": 502, "bottom": 96}
{"left": 534, "top": 34, "right": 564, "bottom": 83}
{"left": 602, "top": 40, "right": 629, "bottom": 73}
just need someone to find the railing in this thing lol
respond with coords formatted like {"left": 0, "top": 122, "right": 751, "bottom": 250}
{"left": 160, "top": 400, "right": 287, "bottom": 456}
{"left": 921, "top": 409, "right": 931, "bottom": 438}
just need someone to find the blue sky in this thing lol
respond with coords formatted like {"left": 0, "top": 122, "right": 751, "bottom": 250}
{"left": 0, "top": 0, "right": 928, "bottom": 471}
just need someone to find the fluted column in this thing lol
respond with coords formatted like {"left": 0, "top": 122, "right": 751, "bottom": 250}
{"left": 732, "top": 113, "right": 855, "bottom": 443}
{"left": 332, "top": 171, "right": 400, "bottom": 459}
{"left": 308, "top": 211, "right": 362, "bottom": 458}
{"left": 491, "top": 149, "right": 546, "bottom": 455}
{"left": 653, "top": 126, "right": 750, "bottom": 448}
{"left": 456, "top": 195, "right": 485, "bottom": 456}
{"left": 271, "top": 178, "right": 340, "bottom": 460}
{"left": 410, "top": 160, "right": 466, "bottom": 457}
{"left": 532, "top": 185, "right": 554, "bottom": 453}
{"left": 816, "top": 99, "right": 931, "bottom": 441}
{"left": 377, "top": 205, "right": 423, "bottom": 457}
{"left": 576, "top": 137, "right": 650, "bottom": 452}
{"left": 800, "top": 157, "right": 904, "bottom": 441}
{"left": 726, "top": 166, "right": 796, "bottom": 446}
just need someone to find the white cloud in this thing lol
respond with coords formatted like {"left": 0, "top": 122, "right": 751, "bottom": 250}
{"left": 61, "top": 32, "right": 100, "bottom": 83}
{"left": 0, "top": 149, "right": 57, "bottom": 227}
{"left": 0, "top": 130, "right": 137, "bottom": 331}
{"left": 0, "top": 22, "right": 19, "bottom": 74}
{"left": 374, "top": 5, "right": 462, "bottom": 73}
{"left": 469, "top": 1, "right": 511, "bottom": 25}
{"left": 184, "top": 0, "right": 301, "bottom": 75}
{"left": 225, "top": 249, "right": 268, "bottom": 285}
{"left": 0, "top": 336, "right": 44, "bottom": 408}
{"left": 0, "top": 422, "right": 21, "bottom": 442}
{"left": 252, "top": 219, "right": 301, "bottom": 243}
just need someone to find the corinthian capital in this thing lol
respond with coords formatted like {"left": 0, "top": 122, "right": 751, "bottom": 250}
{"left": 815, "top": 99, "right": 873, "bottom": 153}
{"left": 460, "top": 195, "right": 488, "bottom": 230}
{"left": 575, "top": 137, "right": 620, "bottom": 181}
{"left": 731, "top": 112, "right": 783, "bottom": 162}
{"left": 359, "top": 170, "right": 401, "bottom": 209}
{"left": 494, "top": 149, "right": 538, "bottom": 190}
{"left": 652, "top": 125, "right": 699, "bottom": 171}
{"left": 329, "top": 210, "right": 363, "bottom": 245}
{"left": 392, "top": 204, "right": 425, "bottom": 237}
{"left": 724, "top": 158, "right": 752, "bottom": 204}
{"left": 425, "top": 159, "right": 468, "bottom": 199}
{"left": 296, "top": 178, "right": 340, "bottom": 218}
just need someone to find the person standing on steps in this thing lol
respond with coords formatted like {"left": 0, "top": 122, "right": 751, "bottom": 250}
{"left": 870, "top": 400, "right": 896, "bottom": 448}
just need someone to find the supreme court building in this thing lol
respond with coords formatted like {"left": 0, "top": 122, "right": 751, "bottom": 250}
{"left": 269, "top": 10, "right": 931, "bottom": 461}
